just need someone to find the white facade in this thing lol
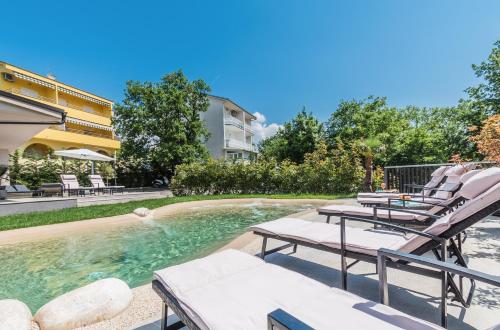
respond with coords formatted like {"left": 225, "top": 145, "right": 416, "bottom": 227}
{"left": 201, "top": 95, "right": 257, "bottom": 160}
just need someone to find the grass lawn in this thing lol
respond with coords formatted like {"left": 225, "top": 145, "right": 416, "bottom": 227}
{"left": 0, "top": 193, "right": 353, "bottom": 232}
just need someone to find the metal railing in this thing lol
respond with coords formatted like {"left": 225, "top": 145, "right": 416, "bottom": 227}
{"left": 384, "top": 161, "right": 496, "bottom": 192}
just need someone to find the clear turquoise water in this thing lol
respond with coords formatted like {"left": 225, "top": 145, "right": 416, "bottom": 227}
{"left": 0, "top": 202, "right": 310, "bottom": 312}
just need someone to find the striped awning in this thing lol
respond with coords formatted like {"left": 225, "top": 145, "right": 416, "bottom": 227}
{"left": 13, "top": 72, "right": 56, "bottom": 89}
{"left": 66, "top": 117, "right": 113, "bottom": 131}
{"left": 58, "top": 86, "right": 111, "bottom": 107}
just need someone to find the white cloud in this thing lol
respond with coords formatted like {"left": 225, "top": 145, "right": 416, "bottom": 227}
{"left": 252, "top": 111, "right": 282, "bottom": 143}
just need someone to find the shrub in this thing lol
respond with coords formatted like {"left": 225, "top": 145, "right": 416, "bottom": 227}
{"left": 171, "top": 143, "right": 364, "bottom": 195}
{"left": 8, "top": 151, "right": 116, "bottom": 189}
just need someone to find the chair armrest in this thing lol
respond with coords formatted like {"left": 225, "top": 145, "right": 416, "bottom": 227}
{"left": 404, "top": 183, "right": 425, "bottom": 189}
{"left": 387, "top": 198, "right": 451, "bottom": 211}
{"left": 374, "top": 206, "right": 442, "bottom": 220}
{"left": 377, "top": 248, "right": 499, "bottom": 328}
{"left": 268, "top": 309, "right": 313, "bottom": 330}
{"left": 377, "top": 248, "right": 500, "bottom": 287}
{"left": 340, "top": 216, "right": 443, "bottom": 242}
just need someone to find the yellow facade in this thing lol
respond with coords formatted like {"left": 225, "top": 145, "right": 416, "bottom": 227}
{"left": 0, "top": 61, "right": 120, "bottom": 157}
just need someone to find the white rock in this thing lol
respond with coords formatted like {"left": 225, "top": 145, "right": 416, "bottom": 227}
{"left": 133, "top": 207, "right": 151, "bottom": 217}
{"left": 0, "top": 299, "right": 32, "bottom": 330}
{"left": 34, "top": 278, "right": 132, "bottom": 330}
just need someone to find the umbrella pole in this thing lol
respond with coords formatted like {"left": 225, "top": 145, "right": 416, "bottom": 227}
{"left": 91, "top": 161, "right": 94, "bottom": 175}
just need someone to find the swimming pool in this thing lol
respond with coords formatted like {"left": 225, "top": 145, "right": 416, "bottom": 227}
{"left": 0, "top": 201, "right": 311, "bottom": 312}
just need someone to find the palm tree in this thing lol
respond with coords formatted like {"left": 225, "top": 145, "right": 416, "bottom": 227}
{"left": 357, "top": 137, "right": 383, "bottom": 191}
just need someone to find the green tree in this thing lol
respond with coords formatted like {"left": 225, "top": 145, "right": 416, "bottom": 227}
{"left": 465, "top": 40, "right": 500, "bottom": 116}
{"left": 259, "top": 107, "right": 324, "bottom": 163}
{"left": 114, "top": 70, "right": 211, "bottom": 179}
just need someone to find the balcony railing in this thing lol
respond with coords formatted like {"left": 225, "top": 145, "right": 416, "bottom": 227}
{"left": 58, "top": 100, "right": 110, "bottom": 118}
{"left": 50, "top": 126, "right": 119, "bottom": 140}
{"left": 2, "top": 87, "right": 110, "bottom": 118}
{"left": 225, "top": 139, "right": 257, "bottom": 152}
{"left": 224, "top": 116, "right": 244, "bottom": 129}
{"left": 2, "top": 86, "right": 56, "bottom": 103}
{"left": 244, "top": 125, "right": 255, "bottom": 135}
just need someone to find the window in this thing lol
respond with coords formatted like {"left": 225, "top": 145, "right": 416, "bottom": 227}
{"left": 227, "top": 151, "right": 242, "bottom": 160}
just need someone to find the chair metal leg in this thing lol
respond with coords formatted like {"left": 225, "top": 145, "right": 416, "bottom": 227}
{"left": 161, "top": 303, "right": 168, "bottom": 330}
{"left": 340, "top": 217, "right": 347, "bottom": 290}
{"left": 261, "top": 237, "right": 268, "bottom": 259}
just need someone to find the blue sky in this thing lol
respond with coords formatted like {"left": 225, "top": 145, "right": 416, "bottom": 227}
{"left": 2, "top": 0, "right": 499, "bottom": 136}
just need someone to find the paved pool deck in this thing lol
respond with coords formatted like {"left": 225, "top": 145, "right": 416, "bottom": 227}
{"left": 77, "top": 198, "right": 499, "bottom": 330}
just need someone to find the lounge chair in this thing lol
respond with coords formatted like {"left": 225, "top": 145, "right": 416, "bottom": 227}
{"left": 60, "top": 174, "right": 95, "bottom": 197}
{"left": 89, "top": 175, "right": 124, "bottom": 195}
{"left": 358, "top": 165, "right": 450, "bottom": 198}
{"left": 250, "top": 168, "right": 500, "bottom": 308}
{"left": 265, "top": 248, "right": 500, "bottom": 329}
{"left": 5, "top": 184, "right": 40, "bottom": 198}
{"left": 318, "top": 168, "right": 488, "bottom": 226}
{"left": 357, "top": 169, "right": 482, "bottom": 207}
{"left": 152, "top": 249, "right": 443, "bottom": 330}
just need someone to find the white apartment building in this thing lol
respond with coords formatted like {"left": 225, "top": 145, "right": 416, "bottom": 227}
{"left": 201, "top": 95, "right": 257, "bottom": 159}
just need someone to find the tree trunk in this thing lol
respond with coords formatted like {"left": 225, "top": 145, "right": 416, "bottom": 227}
{"left": 363, "top": 156, "right": 373, "bottom": 192}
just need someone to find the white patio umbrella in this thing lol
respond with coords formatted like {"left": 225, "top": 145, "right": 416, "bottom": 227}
{"left": 54, "top": 148, "right": 114, "bottom": 174}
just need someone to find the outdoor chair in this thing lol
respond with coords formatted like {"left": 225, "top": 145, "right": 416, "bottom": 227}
{"left": 317, "top": 168, "right": 489, "bottom": 226}
{"left": 265, "top": 249, "right": 500, "bottom": 329}
{"left": 6, "top": 184, "right": 41, "bottom": 198}
{"left": 88, "top": 174, "right": 124, "bottom": 195}
{"left": 152, "top": 249, "right": 443, "bottom": 330}
{"left": 357, "top": 169, "right": 482, "bottom": 208}
{"left": 357, "top": 165, "right": 450, "bottom": 199}
{"left": 250, "top": 169, "right": 500, "bottom": 309}
{"left": 60, "top": 174, "right": 95, "bottom": 197}
{"left": 40, "top": 183, "right": 63, "bottom": 197}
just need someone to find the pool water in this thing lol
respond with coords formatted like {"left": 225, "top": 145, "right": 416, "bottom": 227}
{"left": 0, "top": 202, "right": 310, "bottom": 312}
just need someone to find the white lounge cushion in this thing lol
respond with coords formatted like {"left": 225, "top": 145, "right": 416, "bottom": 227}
{"left": 444, "top": 164, "right": 470, "bottom": 177}
{"left": 154, "top": 249, "right": 264, "bottom": 295}
{"left": 459, "top": 167, "right": 500, "bottom": 200}
{"left": 61, "top": 174, "right": 79, "bottom": 189}
{"left": 317, "top": 205, "right": 427, "bottom": 222}
{"left": 398, "top": 182, "right": 500, "bottom": 254}
{"left": 154, "top": 249, "right": 442, "bottom": 330}
{"left": 358, "top": 170, "right": 482, "bottom": 204}
{"left": 250, "top": 218, "right": 410, "bottom": 255}
{"left": 431, "top": 166, "right": 449, "bottom": 177}
{"left": 89, "top": 174, "right": 106, "bottom": 188}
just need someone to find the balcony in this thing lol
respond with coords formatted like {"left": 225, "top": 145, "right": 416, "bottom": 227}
{"left": 224, "top": 115, "right": 244, "bottom": 129}
{"left": 225, "top": 139, "right": 257, "bottom": 152}
{"left": 2, "top": 86, "right": 56, "bottom": 104}
{"left": 52, "top": 126, "right": 119, "bottom": 140}
{"left": 1, "top": 86, "right": 111, "bottom": 120}
{"left": 244, "top": 125, "right": 255, "bottom": 135}
{"left": 35, "top": 127, "right": 120, "bottom": 150}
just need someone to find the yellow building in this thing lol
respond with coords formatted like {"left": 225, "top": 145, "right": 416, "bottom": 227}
{"left": 0, "top": 61, "right": 120, "bottom": 158}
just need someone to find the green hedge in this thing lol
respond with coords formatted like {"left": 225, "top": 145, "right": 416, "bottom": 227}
{"left": 171, "top": 143, "right": 365, "bottom": 195}
{"left": 9, "top": 150, "right": 115, "bottom": 189}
